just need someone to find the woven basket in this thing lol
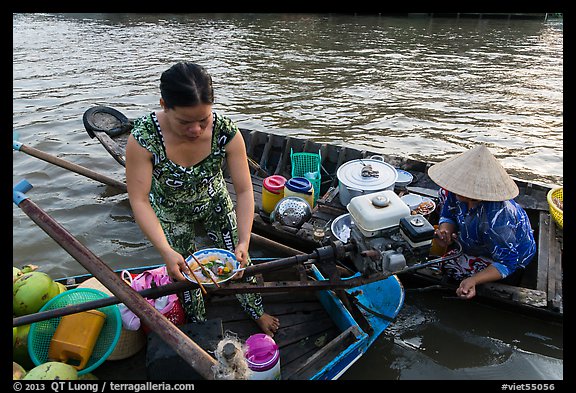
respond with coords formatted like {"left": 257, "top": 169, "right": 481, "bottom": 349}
{"left": 547, "top": 186, "right": 563, "bottom": 230}
{"left": 78, "top": 277, "right": 146, "bottom": 360}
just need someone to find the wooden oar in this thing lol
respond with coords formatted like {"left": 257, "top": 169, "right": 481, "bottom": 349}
{"left": 13, "top": 136, "right": 127, "bottom": 193}
{"left": 13, "top": 179, "right": 218, "bottom": 380}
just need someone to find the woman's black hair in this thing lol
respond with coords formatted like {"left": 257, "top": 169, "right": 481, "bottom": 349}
{"left": 160, "top": 62, "right": 214, "bottom": 108}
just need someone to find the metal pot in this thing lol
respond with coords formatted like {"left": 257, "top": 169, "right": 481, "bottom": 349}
{"left": 336, "top": 156, "right": 398, "bottom": 206}
{"left": 330, "top": 213, "right": 354, "bottom": 243}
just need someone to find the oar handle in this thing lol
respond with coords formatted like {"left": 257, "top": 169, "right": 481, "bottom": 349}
{"left": 13, "top": 138, "right": 127, "bottom": 193}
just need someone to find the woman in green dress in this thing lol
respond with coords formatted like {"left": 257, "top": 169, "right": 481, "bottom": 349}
{"left": 125, "top": 61, "right": 279, "bottom": 336}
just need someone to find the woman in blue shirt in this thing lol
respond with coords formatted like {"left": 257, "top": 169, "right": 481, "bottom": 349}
{"left": 429, "top": 145, "right": 536, "bottom": 300}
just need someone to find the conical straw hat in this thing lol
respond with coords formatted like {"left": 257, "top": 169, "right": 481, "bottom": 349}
{"left": 428, "top": 145, "right": 519, "bottom": 201}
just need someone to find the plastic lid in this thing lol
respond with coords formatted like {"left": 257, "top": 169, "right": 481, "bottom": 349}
{"left": 285, "top": 177, "right": 312, "bottom": 193}
{"left": 263, "top": 175, "right": 287, "bottom": 193}
{"left": 245, "top": 333, "right": 279, "bottom": 370}
{"left": 337, "top": 159, "right": 398, "bottom": 191}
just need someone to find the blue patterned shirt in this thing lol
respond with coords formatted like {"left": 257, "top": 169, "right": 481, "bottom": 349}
{"left": 439, "top": 192, "right": 536, "bottom": 278}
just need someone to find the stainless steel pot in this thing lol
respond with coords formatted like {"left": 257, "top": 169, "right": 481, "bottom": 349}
{"left": 336, "top": 156, "right": 398, "bottom": 206}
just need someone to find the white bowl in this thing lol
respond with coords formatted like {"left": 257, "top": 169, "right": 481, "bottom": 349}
{"left": 184, "top": 248, "right": 239, "bottom": 285}
{"left": 395, "top": 169, "right": 414, "bottom": 188}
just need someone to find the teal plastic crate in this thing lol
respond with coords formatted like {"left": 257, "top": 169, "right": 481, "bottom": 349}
{"left": 291, "top": 149, "right": 321, "bottom": 205}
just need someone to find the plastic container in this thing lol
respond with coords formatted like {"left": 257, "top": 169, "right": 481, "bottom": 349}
{"left": 429, "top": 225, "right": 447, "bottom": 257}
{"left": 262, "top": 175, "right": 287, "bottom": 215}
{"left": 48, "top": 309, "right": 107, "bottom": 370}
{"left": 284, "top": 177, "right": 314, "bottom": 209}
{"left": 245, "top": 333, "right": 281, "bottom": 380}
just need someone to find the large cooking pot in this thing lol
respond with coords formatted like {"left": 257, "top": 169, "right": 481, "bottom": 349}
{"left": 336, "top": 156, "right": 398, "bottom": 206}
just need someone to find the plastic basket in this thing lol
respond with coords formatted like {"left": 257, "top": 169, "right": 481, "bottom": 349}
{"left": 28, "top": 288, "right": 122, "bottom": 375}
{"left": 291, "top": 149, "right": 321, "bottom": 205}
{"left": 547, "top": 186, "right": 563, "bottom": 230}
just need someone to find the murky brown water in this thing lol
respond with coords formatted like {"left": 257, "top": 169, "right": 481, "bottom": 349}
{"left": 13, "top": 13, "right": 563, "bottom": 381}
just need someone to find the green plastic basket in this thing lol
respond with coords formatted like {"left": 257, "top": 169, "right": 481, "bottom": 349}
{"left": 291, "top": 149, "right": 321, "bottom": 205}
{"left": 27, "top": 288, "right": 122, "bottom": 375}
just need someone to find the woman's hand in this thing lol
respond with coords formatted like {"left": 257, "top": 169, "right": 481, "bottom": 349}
{"left": 232, "top": 241, "right": 250, "bottom": 280}
{"left": 435, "top": 222, "right": 457, "bottom": 248}
{"left": 162, "top": 247, "right": 190, "bottom": 282}
{"left": 456, "top": 277, "right": 477, "bottom": 299}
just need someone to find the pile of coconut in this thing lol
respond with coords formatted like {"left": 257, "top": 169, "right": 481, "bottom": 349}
{"left": 12, "top": 265, "right": 96, "bottom": 380}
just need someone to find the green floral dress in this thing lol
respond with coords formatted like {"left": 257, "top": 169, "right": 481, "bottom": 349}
{"left": 131, "top": 112, "right": 264, "bottom": 322}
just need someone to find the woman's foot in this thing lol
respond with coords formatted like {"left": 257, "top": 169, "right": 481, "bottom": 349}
{"left": 255, "top": 313, "right": 280, "bottom": 337}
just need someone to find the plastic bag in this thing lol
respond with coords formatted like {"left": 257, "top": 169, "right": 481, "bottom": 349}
{"left": 120, "top": 266, "right": 186, "bottom": 331}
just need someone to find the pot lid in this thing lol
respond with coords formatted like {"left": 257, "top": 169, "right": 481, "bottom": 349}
{"left": 337, "top": 158, "right": 398, "bottom": 191}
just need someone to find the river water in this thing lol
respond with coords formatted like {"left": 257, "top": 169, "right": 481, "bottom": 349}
{"left": 13, "top": 13, "right": 563, "bottom": 381}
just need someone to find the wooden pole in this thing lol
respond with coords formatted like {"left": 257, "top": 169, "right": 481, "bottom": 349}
{"left": 13, "top": 181, "right": 217, "bottom": 380}
{"left": 13, "top": 140, "right": 127, "bottom": 193}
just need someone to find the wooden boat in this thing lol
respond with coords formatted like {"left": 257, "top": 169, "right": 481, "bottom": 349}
{"left": 82, "top": 105, "right": 563, "bottom": 322}
{"left": 18, "top": 260, "right": 404, "bottom": 380}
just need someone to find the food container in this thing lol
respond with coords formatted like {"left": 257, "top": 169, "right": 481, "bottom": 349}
{"left": 262, "top": 175, "right": 287, "bottom": 215}
{"left": 336, "top": 158, "right": 398, "bottom": 206}
{"left": 284, "top": 177, "right": 315, "bottom": 209}
{"left": 347, "top": 190, "right": 411, "bottom": 237}
{"left": 245, "top": 333, "right": 281, "bottom": 380}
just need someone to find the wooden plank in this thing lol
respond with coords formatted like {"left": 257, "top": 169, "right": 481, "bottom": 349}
{"left": 536, "top": 211, "right": 550, "bottom": 292}
{"left": 286, "top": 325, "right": 362, "bottom": 380}
{"left": 274, "top": 315, "right": 335, "bottom": 348}
{"left": 280, "top": 327, "right": 340, "bottom": 379}
{"left": 479, "top": 282, "right": 547, "bottom": 307}
{"left": 547, "top": 218, "right": 563, "bottom": 312}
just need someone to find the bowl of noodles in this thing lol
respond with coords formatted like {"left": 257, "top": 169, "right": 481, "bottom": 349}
{"left": 183, "top": 248, "right": 240, "bottom": 285}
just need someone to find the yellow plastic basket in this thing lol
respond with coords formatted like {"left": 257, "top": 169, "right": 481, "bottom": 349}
{"left": 547, "top": 186, "right": 563, "bottom": 230}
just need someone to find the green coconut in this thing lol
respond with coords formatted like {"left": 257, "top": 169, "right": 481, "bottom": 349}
{"left": 13, "top": 361, "right": 27, "bottom": 380}
{"left": 50, "top": 281, "right": 67, "bottom": 298}
{"left": 13, "top": 267, "right": 23, "bottom": 284}
{"left": 13, "top": 324, "right": 34, "bottom": 370}
{"left": 13, "top": 272, "right": 59, "bottom": 316}
{"left": 23, "top": 362, "right": 78, "bottom": 380}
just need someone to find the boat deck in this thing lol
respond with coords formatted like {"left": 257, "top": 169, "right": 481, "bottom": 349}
{"left": 84, "top": 264, "right": 358, "bottom": 381}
